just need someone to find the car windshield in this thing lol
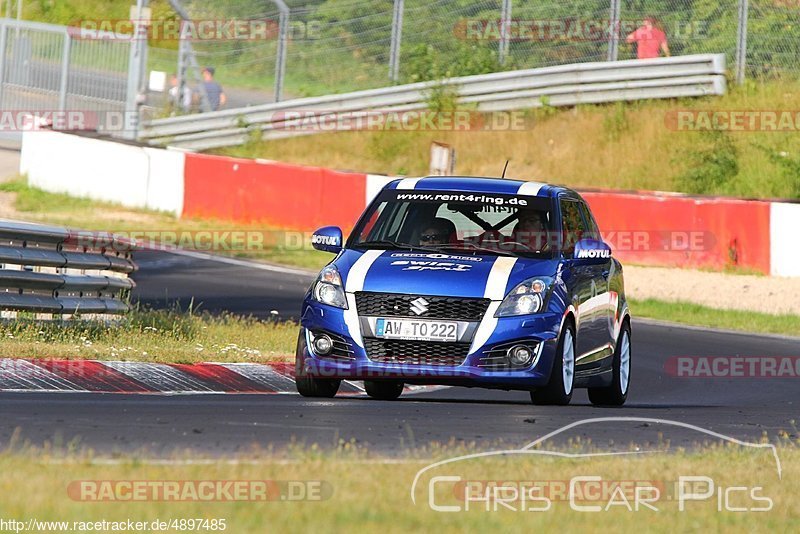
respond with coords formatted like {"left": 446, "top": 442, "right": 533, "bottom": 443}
{"left": 349, "top": 189, "right": 556, "bottom": 259}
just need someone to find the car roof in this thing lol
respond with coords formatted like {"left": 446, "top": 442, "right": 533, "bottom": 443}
{"left": 384, "top": 176, "right": 576, "bottom": 199}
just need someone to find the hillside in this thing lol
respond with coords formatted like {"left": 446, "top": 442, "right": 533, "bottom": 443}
{"left": 218, "top": 81, "right": 800, "bottom": 200}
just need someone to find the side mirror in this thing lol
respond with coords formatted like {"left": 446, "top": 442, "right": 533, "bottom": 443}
{"left": 573, "top": 238, "right": 612, "bottom": 264}
{"left": 311, "top": 226, "right": 343, "bottom": 254}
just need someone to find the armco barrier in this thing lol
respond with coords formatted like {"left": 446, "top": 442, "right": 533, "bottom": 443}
{"left": 0, "top": 220, "right": 136, "bottom": 317}
{"left": 17, "top": 130, "right": 799, "bottom": 276}
{"left": 140, "top": 54, "right": 726, "bottom": 151}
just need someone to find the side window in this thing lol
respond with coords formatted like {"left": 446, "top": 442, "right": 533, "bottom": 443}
{"left": 560, "top": 199, "right": 589, "bottom": 254}
{"left": 578, "top": 201, "right": 600, "bottom": 240}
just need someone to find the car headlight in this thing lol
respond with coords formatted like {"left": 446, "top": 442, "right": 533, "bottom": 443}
{"left": 312, "top": 265, "right": 348, "bottom": 309}
{"left": 495, "top": 277, "right": 553, "bottom": 317}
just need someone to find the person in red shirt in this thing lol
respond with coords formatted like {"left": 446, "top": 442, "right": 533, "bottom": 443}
{"left": 626, "top": 17, "right": 670, "bottom": 59}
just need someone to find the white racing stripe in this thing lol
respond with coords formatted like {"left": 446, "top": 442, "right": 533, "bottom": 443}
{"left": 469, "top": 257, "right": 518, "bottom": 354}
{"left": 517, "top": 181, "right": 546, "bottom": 196}
{"left": 344, "top": 249, "right": 384, "bottom": 347}
{"left": 482, "top": 257, "right": 518, "bottom": 300}
{"left": 395, "top": 177, "right": 422, "bottom": 190}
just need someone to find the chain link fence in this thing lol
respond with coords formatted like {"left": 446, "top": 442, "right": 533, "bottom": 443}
{"left": 0, "top": 18, "right": 132, "bottom": 141}
{"left": 153, "top": 0, "right": 798, "bottom": 106}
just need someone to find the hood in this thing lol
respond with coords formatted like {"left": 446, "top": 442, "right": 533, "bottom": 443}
{"left": 335, "top": 249, "right": 559, "bottom": 300}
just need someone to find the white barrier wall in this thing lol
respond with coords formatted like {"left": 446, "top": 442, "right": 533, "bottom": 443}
{"left": 770, "top": 202, "right": 800, "bottom": 277}
{"left": 20, "top": 131, "right": 185, "bottom": 216}
{"left": 143, "top": 147, "right": 185, "bottom": 215}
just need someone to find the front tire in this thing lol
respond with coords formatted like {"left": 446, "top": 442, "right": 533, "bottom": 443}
{"left": 588, "top": 321, "right": 631, "bottom": 406}
{"left": 531, "top": 321, "right": 575, "bottom": 406}
{"left": 295, "top": 331, "right": 341, "bottom": 398}
{"left": 364, "top": 380, "right": 404, "bottom": 400}
{"left": 295, "top": 375, "right": 341, "bottom": 398}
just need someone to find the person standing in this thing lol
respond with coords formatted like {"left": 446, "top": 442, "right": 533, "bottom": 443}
{"left": 626, "top": 16, "right": 670, "bottom": 59}
{"left": 201, "top": 66, "right": 227, "bottom": 111}
{"left": 168, "top": 74, "right": 192, "bottom": 113}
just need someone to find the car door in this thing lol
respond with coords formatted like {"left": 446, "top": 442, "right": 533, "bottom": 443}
{"left": 576, "top": 199, "right": 614, "bottom": 367}
{"left": 559, "top": 197, "right": 598, "bottom": 362}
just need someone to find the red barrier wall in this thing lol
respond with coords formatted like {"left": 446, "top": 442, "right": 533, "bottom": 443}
{"left": 183, "top": 153, "right": 367, "bottom": 229}
{"left": 583, "top": 192, "right": 771, "bottom": 274}
{"left": 181, "top": 151, "right": 772, "bottom": 273}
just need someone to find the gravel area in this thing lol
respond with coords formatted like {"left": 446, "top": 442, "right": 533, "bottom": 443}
{"left": 624, "top": 265, "right": 800, "bottom": 315}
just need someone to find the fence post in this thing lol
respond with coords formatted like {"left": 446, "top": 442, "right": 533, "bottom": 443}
{"left": 606, "top": 0, "right": 621, "bottom": 61}
{"left": 499, "top": 0, "right": 511, "bottom": 65}
{"left": 0, "top": 21, "right": 7, "bottom": 107}
{"left": 388, "top": 0, "right": 404, "bottom": 82}
{"left": 124, "top": 0, "right": 149, "bottom": 140}
{"left": 274, "top": 3, "right": 289, "bottom": 102}
{"left": 58, "top": 30, "right": 71, "bottom": 111}
{"left": 735, "top": 0, "right": 749, "bottom": 85}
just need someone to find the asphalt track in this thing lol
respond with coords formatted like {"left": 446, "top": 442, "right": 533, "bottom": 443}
{"left": 0, "top": 250, "right": 798, "bottom": 455}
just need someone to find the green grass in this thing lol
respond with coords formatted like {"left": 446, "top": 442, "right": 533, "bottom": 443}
{"left": 0, "top": 444, "right": 796, "bottom": 532}
{"left": 0, "top": 308, "right": 297, "bottom": 363}
{"left": 631, "top": 298, "right": 800, "bottom": 337}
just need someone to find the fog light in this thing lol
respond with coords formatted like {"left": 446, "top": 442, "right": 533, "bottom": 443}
{"left": 313, "top": 334, "right": 333, "bottom": 355}
{"left": 507, "top": 345, "right": 533, "bottom": 366}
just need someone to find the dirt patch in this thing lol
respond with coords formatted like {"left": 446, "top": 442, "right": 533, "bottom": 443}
{"left": 0, "top": 191, "right": 20, "bottom": 219}
{"left": 624, "top": 265, "right": 800, "bottom": 315}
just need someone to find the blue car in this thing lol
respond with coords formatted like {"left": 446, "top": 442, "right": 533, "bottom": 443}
{"left": 296, "top": 176, "right": 631, "bottom": 406}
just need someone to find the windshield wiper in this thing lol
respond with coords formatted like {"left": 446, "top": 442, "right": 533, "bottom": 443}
{"left": 437, "top": 242, "right": 517, "bottom": 257}
{"left": 355, "top": 240, "right": 441, "bottom": 253}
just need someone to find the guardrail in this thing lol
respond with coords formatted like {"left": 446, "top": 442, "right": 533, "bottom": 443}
{"left": 140, "top": 54, "right": 727, "bottom": 151}
{"left": 0, "top": 220, "right": 136, "bottom": 318}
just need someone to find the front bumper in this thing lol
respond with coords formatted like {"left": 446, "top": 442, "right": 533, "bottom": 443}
{"left": 298, "top": 299, "right": 562, "bottom": 390}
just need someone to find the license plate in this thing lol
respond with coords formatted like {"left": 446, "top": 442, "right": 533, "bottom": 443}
{"left": 375, "top": 318, "right": 458, "bottom": 342}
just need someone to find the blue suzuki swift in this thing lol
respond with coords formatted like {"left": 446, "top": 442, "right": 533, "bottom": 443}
{"left": 296, "top": 176, "right": 631, "bottom": 406}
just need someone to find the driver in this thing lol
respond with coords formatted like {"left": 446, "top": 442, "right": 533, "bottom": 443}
{"left": 419, "top": 217, "right": 456, "bottom": 246}
{"left": 512, "top": 209, "right": 548, "bottom": 250}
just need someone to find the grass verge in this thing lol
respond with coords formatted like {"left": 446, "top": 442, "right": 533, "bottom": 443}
{"left": 0, "top": 308, "right": 297, "bottom": 363}
{"left": 0, "top": 444, "right": 796, "bottom": 532}
{"left": 631, "top": 298, "right": 800, "bottom": 337}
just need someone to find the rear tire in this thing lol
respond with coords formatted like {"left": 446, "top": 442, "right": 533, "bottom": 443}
{"left": 364, "top": 380, "right": 404, "bottom": 400}
{"left": 588, "top": 321, "right": 631, "bottom": 407}
{"left": 531, "top": 321, "right": 575, "bottom": 406}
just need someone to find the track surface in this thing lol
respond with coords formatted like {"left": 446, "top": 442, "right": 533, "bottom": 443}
{"left": 1, "top": 250, "right": 797, "bottom": 455}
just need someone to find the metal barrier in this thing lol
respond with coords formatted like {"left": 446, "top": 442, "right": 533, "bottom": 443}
{"left": 141, "top": 53, "right": 726, "bottom": 151}
{"left": 0, "top": 220, "right": 136, "bottom": 318}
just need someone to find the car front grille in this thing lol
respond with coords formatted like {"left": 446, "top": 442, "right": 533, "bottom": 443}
{"left": 364, "top": 338, "right": 470, "bottom": 366}
{"left": 355, "top": 292, "right": 489, "bottom": 321}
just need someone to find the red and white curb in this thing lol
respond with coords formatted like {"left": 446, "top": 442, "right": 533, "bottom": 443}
{"left": 0, "top": 359, "right": 444, "bottom": 396}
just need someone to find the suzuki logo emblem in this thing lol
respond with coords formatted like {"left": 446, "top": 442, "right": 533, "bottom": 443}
{"left": 410, "top": 297, "right": 429, "bottom": 316}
